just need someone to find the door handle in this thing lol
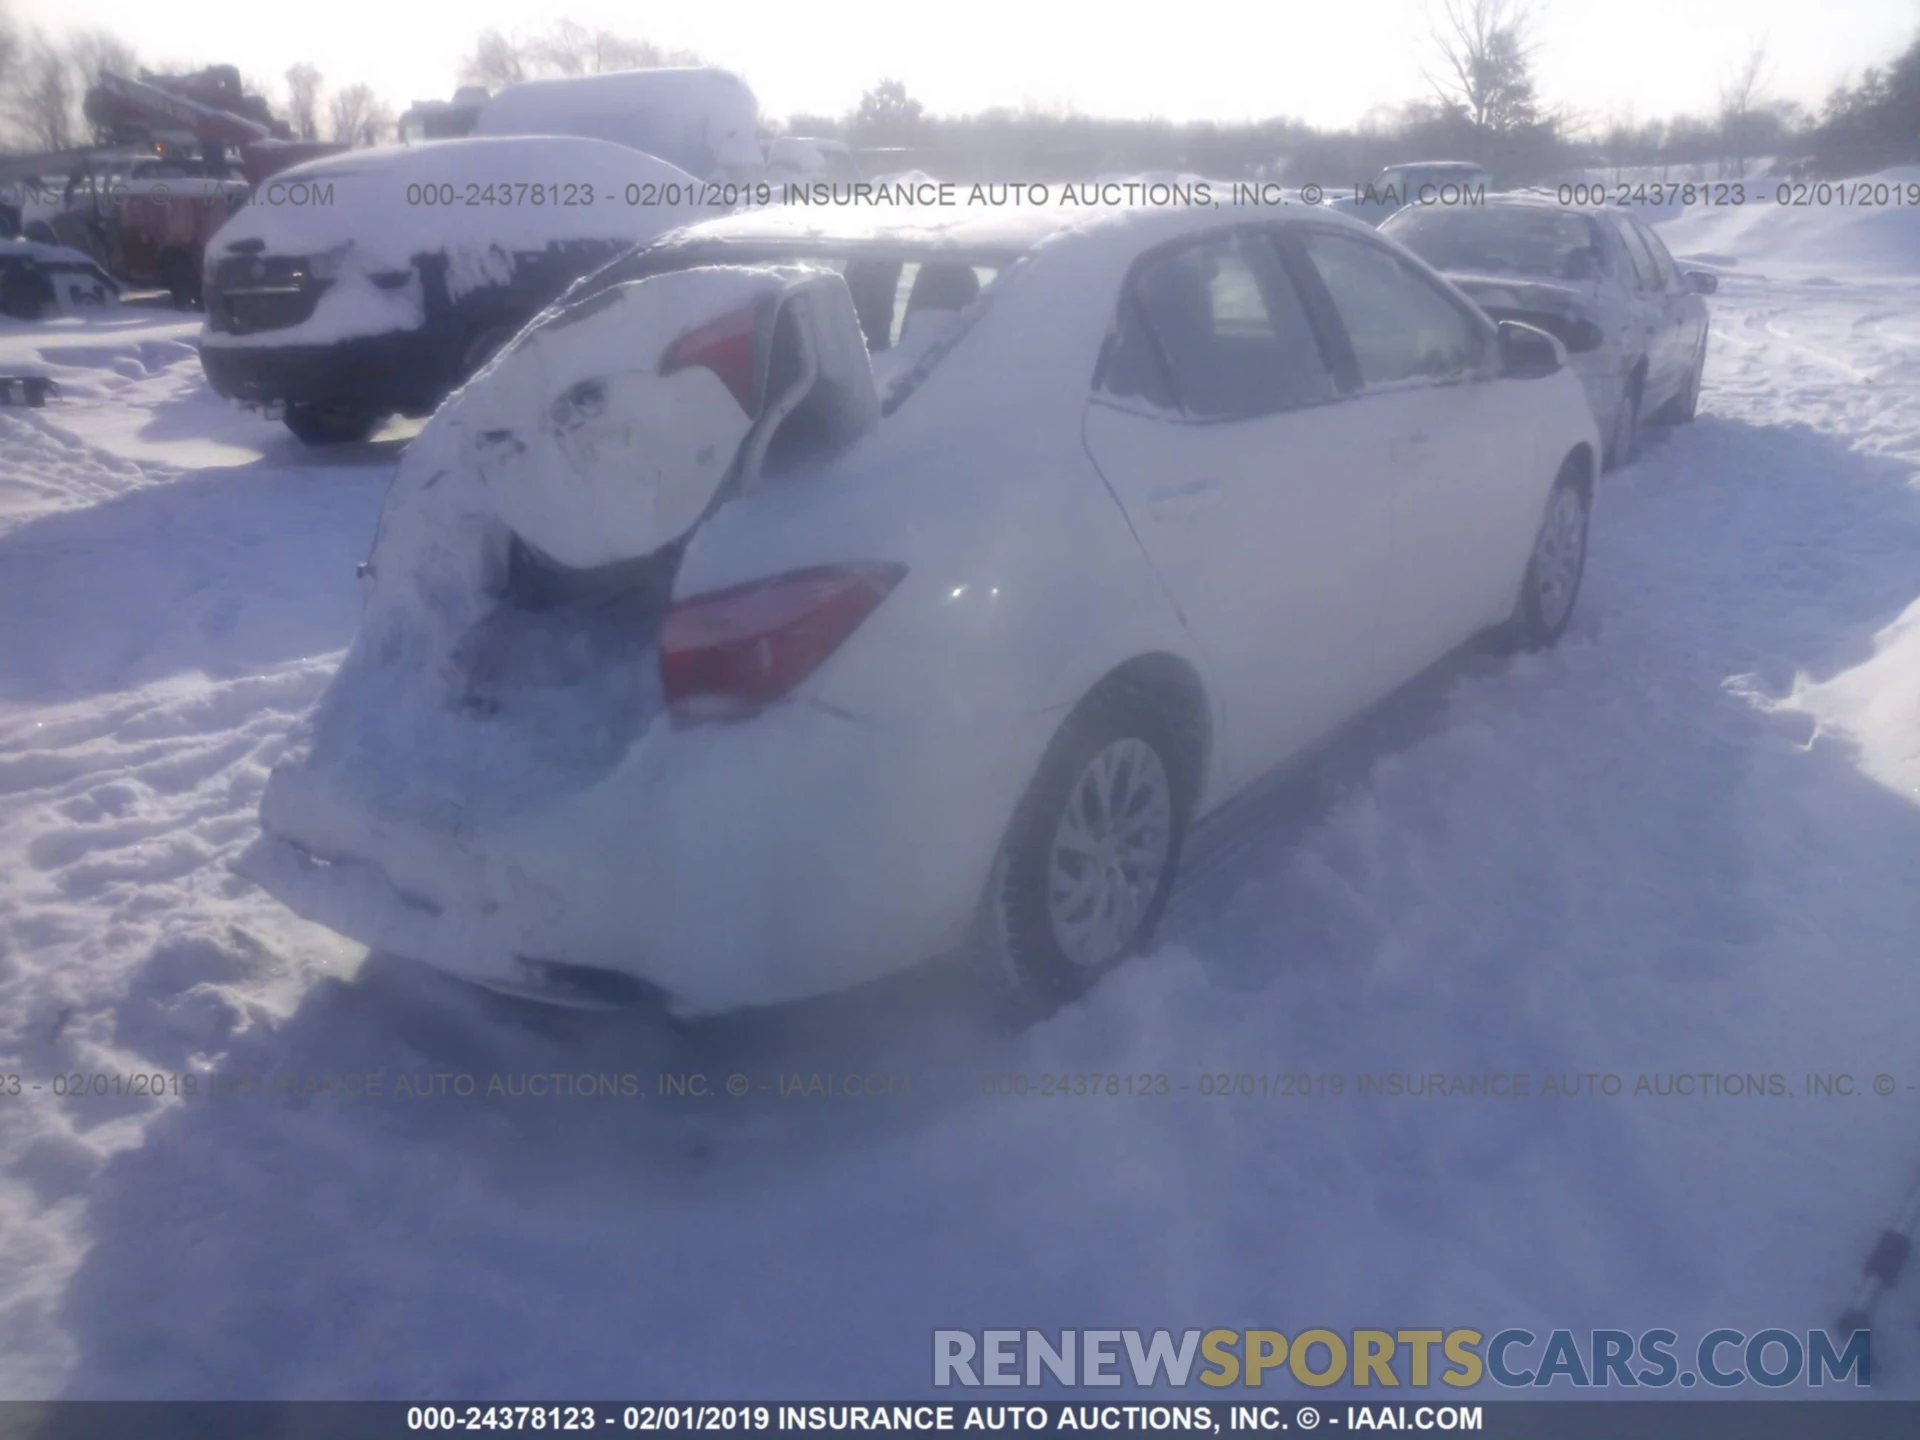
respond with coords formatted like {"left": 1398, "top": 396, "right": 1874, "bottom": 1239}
{"left": 1147, "top": 478, "right": 1219, "bottom": 525}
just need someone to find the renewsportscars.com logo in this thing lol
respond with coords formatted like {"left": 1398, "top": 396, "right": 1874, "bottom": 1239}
{"left": 932, "top": 1329, "right": 1870, "bottom": 1390}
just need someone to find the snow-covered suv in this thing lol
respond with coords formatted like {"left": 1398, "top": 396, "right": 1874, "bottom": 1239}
{"left": 200, "top": 135, "right": 710, "bottom": 445}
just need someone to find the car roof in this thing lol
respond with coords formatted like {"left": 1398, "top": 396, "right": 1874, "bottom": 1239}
{"left": 659, "top": 191, "right": 1370, "bottom": 260}
{"left": 1383, "top": 160, "right": 1492, "bottom": 172}
{"left": 1388, "top": 193, "right": 1601, "bottom": 221}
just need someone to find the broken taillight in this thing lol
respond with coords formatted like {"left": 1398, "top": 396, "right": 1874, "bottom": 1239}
{"left": 658, "top": 302, "right": 764, "bottom": 414}
{"left": 660, "top": 563, "right": 908, "bottom": 722}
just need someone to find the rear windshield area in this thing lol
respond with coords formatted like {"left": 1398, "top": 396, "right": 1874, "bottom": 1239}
{"left": 1386, "top": 206, "right": 1609, "bottom": 283}
{"left": 575, "top": 241, "right": 1011, "bottom": 404}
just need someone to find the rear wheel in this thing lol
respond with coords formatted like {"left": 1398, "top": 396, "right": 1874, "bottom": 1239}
{"left": 1662, "top": 340, "right": 1706, "bottom": 423}
{"left": 1512, "top": 459, "right": 1592, "bottom": 651}
{"left": 986, "top": 694, "right": 1190, "bottom": 1017}
{"left": 284, "top": 402, "right": 378, "bottom": 447}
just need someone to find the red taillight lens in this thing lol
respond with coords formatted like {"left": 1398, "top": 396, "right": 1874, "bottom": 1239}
{"left": 660, "top": 563, "right": 908, "bottom": 721}
{"left": 658, "top": 302, "right": 763, "bottom": 414}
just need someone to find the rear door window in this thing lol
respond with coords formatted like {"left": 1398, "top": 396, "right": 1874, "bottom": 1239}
{"left": 1294, "top": 229, "right": 1487, "bottom": 388}
{"left": 1628, "top": 218, "right": 1683, "bottom": 291}
{"left": 1110, "top": 231, "right": 1333, "bottom": 419}
{"left": 1612, "top": 219, "right": 1664, "bottom": 291}
{"left": 1097, "top": 292, "right": 1179, "bottom": 410}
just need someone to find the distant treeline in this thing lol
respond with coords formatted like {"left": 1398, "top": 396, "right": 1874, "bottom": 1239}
{"left": 799, "top": 30, "right": 1920, "bottom": 186}
{"left": 3, "top": 4, "right": 1914, "bottom": 186}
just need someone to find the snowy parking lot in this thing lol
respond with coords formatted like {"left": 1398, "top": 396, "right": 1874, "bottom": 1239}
{"left": 2, "top": 191, "right": 1919, "bottom": 1399}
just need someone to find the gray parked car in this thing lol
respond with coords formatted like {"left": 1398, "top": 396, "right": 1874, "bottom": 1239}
{"left": 1383, "top": 196, "right": 1714, "bottom": 467}
{"left": 1331, "top": 161, "right": 1494, "bottom": 226}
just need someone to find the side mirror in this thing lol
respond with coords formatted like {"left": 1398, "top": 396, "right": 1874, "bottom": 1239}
{"left": 1683, "top": 270, "right": 1718, "bottom": 295}
{"left": 1497, "top": 319, "right": 1565, "bottom": 378}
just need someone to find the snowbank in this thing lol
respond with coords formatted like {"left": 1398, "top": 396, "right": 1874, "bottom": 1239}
{"left": 1784, "top": 595, "right": 1920, "bottom": 803}
{"left": 1656, "top": 166, "right": 1920, "bottom": 276}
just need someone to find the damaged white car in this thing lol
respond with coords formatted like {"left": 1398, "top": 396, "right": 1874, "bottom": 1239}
{"left": 242, "top": 203, "right": 1600, "bottom": 1016}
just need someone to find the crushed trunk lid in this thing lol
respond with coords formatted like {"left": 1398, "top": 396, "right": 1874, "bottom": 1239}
{"left": 443, "top": 262, "right": 878, "bottom": 571}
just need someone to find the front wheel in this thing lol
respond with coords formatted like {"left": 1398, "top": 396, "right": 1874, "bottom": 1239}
{"left": 283, "top": 403, "right": 379, "bottom": 447}
{"left": 1603, "top": 376, "right": 1641, "bottom": 471}
{"left": 1511, "top": 460, "right": 1592, "bottom": 651}
{"left": 986, "top": 698, "right": 1190, "bottom": 1017}
{"left": 1663, "top": 340, "right": 1706, "bottom": 424}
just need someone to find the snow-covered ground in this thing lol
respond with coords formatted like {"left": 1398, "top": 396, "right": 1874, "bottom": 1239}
{"left": 2, "top": 187, "right": 1919, "bottom": 1400}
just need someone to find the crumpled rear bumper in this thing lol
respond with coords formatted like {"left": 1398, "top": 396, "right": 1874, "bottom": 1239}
{"left": 240, "top": 691, "right": 1026, "bottom": 1015}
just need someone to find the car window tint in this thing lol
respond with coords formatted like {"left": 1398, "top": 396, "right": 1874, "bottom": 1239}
{"left": 843, "top": 258, "right": 1000, "bottom": 352}
{"left": 1612, "top": 220, "right": 1662, "bottom": 291}
{"left": 1630, "top": 218, "right": 1683, "bottom": 290}
{"left": 1096, "top": 291, "right": 1177, "bottom": 410}
{"left": 1296, "top": 230, "right": 1485, "bottom": 388}
{"left": 1129, "top": 233, "right": 1332, "bottom": 418}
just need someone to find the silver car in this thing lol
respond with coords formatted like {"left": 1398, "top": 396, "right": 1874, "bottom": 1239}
{"left": 1332, "top": 161, "right": 1494, "bottom": 226}
{"left": 1383, "top": 197, "right": 1715, "bottom": 467}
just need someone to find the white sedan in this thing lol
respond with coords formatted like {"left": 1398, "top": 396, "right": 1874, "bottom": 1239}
{"left": 241, "top": 200, "right": 1601, "bottom": 1016}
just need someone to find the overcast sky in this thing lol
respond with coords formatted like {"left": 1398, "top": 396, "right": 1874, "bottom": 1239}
{"left": 13, "top": 0, "right": 1919, "bottom": 129}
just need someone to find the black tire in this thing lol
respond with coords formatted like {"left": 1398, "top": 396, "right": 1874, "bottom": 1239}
{"left": 159, "top": 250, "right": 200, "bottom": 310}
{"left": 985, "top": 689, "right": 1193, "bottom": 1018}
{"left": 1510, "top": 457, "right": 1592, "bottom": 651}
{"left": 1663, "top": 341, "right": 1706, "bottom": 424}
{"left": 284, "top": 403, "right": 379, "bottom": 447}
{"left": 1603, "top": 374, "right": 1641, "bottom": 471}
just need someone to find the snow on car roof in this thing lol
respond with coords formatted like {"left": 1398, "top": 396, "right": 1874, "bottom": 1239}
{"left": 1384, "top": 160, "right": 1493, "bottom": 172}
{"left": 208, "top": 136, "right": 708, "bottom": 267}
{"left": 663, "top": 187, "right": 1361, "bottom": 258}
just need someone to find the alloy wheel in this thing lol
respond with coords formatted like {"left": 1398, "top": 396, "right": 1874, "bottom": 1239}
{"left": 1531, "top": 484, "right": 1589, "bottom": 634}
{"left": 1045, "top": 737, "right": 1175, "bottom": 969}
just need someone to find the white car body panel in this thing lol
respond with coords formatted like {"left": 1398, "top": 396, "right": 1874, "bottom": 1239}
{"left": 242, "top": 201, "right": 1600, "bottom": 1014}
{"left": 1083, "top": 396, "right": 1389, "bottom": 792}
{"left": 451, "top": 267, "right": 800, "bottom": 569}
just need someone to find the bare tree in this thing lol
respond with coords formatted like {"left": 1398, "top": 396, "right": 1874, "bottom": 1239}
{"left": 1430, "top": 0, "right": 1542, "bottom": 151}
{"left": 528, "top": 18, "right": 696, "bottom": 74}
{"left": 8, "top": 33, "right": 77, "bottom": 150}
{"left": 459, "top": 19, "right": 698, "bottom": 91}
{"left": 285, "top": 62, "right": 323, "bottom": 141}
{"left": 851, "top": 79, "right": 925, "bottom": 145}
{"left": 461, "top": 30, "right": 526, "bottom": 91}
{"left": 1717, "top": 41, "right": 1769, "bottom": 178}
{"left": 0, "top": 6, "right": 18, "bottom": 124}
{"left": 328, "top": 82, "right": 391, "bottom": 147}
